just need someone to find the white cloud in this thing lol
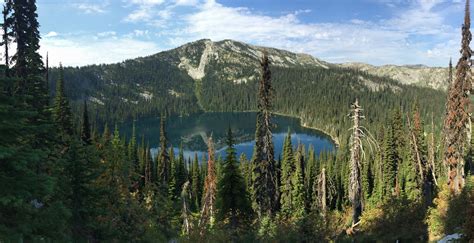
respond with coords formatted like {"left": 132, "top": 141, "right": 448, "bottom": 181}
{"left": 97, "top": 31, "right": 117, "bottom": 37}
{"left": 161, "top": 0, "right": 461, "bottom": 66}
{"left": 174, "top": 0, "right": 200, "bottom": 6}
{"left": 74, "top": 3, "right": 108, "bottom": 14}
{"left": 40, "top": 33, "right": 161, "bottom": 67}
{"left": 43, "top": 0, "right": 466, "bottom": 67}
{"left": 127, "top": 0, "right": 165, "bottom": 5}
{"left": 44, "top": 31, "right": 58, "bottom": 37}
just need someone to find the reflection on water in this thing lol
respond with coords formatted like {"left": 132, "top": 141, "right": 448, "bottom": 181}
{"left": 121, "top": 112, "right": 335, "bottom": 161}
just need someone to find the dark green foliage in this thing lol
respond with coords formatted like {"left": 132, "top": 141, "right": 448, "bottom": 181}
{"left": 280, "top": 130, "right": 296, "bottom": 217}
{"left": 158, "top": 113, "right": 171, "bottom": 187}
{"left": 252, "top": 54, "right": 279, "bottom": 217}
{"left": 53, "top": 65, "right": 74, "bottom": 137}
{"left": 191, "top": 153, "right": 202, "bottom": 212}
{"left": 216, "top": 128, "right": 252, "bottom": 230}
{"left": 0, "top": 76, "right": 67, "bottom": 240}
{"left": 292, "top": 144, "right": 306, "bottom": 220}
{"left": 81, "top": 101, "right": 91, "bottom": 145}
{"left": 382, "top": 122, "right": 399, "bottom": 198}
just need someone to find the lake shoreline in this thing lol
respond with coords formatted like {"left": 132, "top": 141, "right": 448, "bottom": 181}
{"left": 271, "top": 112, "right": 340, "bottom": 148}
{"left": 200, "top": 110, "right": 340, "bottom": 147}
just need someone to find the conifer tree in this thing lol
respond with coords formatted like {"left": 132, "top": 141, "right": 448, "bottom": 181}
{"left": 158, "top": 113, "right": 171, "bottom": 187}
{"left": 80, "top": 101, "right": 91, "bottom": 145}
{"left": 291, "top": 144, "right": 306, "bottom": 221}
{"left": 53, "top": 64, "right": 73, "bottom": 137}
{"left": 408, "top": 103, "right": 434, "bottom": 204}
{"left": 443, "top": 0, "right": 472, "bottom": 194}
{"left": 383, "top": 123, "right": 398, "bottom": 197}
{"left": 1, "top": 0, "right": 12, "bottom": 77}
{"left": 280, "top": 130, "right": 296, "bottom": 217}
{"left": 252, "top": 53, "right": 278, "bottom": 217}
{"left": 12, "top": 0, "right": 46, "bottom": 108}
{"left": 305, "top": 145, "right": 317, "bottom": 209}
{"left": 216, "top": 128, "right": 252, "bottom": 229}
{"left": 191, "top": 153, "right": 202, "bottom": 212}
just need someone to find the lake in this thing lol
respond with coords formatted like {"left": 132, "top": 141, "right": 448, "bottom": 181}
{"left": 121, "top": 112, "right": 335, "bottom": 161}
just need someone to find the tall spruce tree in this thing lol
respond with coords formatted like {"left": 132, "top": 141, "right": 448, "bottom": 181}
{"left": 1, "top": 0, "right": 12, "bottom": 77}
{"left": 291, "top": 144, "right": 306, "bottom": 221}
{"left": 280, "top": 130, "right": 296, "bottom": 217}
{"left": 216, "top": 128, "right": 252, "bottom": 229}
{"left": 252, "top": 53, "right": 278, "bottom": 217}
{"left": 80, "top": 101, "right": 91, "bottom": 145}
{"left": 158, "top": 113, "right": 171, "bottom": 187}
{"left": 191, "top": 153, "right": 202, "bottom": 212}
{"left": 53, "top": 64, "right": 73, "bottom": 137}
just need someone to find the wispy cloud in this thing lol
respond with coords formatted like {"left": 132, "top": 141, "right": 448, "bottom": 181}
{"left": 74, "top": 1, "right": 109, "bottom": 14}
{"left": 43, "top": 0, "right": 466, "bottom": 67}
{"left": 40, "top": 32, "right": 161, "bottom": 67}
{"left": 162, "top": 0, "right": 461, "bottom": 66}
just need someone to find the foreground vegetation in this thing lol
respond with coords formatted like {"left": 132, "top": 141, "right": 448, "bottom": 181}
{"left": 1, "top": 0, "right": 473, "bottom": 242}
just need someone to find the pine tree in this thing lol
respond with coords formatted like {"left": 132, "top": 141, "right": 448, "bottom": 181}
{"left": 280, "top": 130, "right": 296, "bottom": 217}
{"left": 191, "top": 153, "right": 202, "bottom": 212}
{"left": 383, "top": 123, "right": 398, "bottom": 197}
{"left": 12, "top": 0, "right": 46, "bottom": 108}
{"left": 171, "top": 144, "right": 187, "bottom": 199}
{"left": 158, "top": 113, "right": 171, "bottom": 187}
{"left": 80, "top": 101, "right": 91, "bottom": 145}
{"left": 291, "top": 144, "right": 306, "bottom": 221}
{"left": 443, "top": 0, "right": 472, "bottom": 194}
{"left": 408, "top": 103, "right": 434, "bottom": 204}
{"left": 305, "top": 145, "right": 317, "bottom": 209}
{"left": 53, "top": 64, "right": 73, "bottom": 137}
{"left": 252, "top": 53, "right": 278, "bottom": 217}
{"left": 1, "top": 0, "right": 12, "bottom": 77}
{"left": 127, "top": 120, "right": 140, "bottom": 189}
{"left": 216, "top": 128, "right": 252, "bottom": 229}
{"left": 0, "top": 76, "right": 67, "bottom": 240}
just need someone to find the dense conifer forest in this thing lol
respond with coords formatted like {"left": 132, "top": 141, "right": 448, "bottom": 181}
{"left": 0, "top": 0, "right": 473, "bottom": 242}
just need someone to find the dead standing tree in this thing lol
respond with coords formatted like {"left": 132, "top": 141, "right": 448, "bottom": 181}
{"left": 181, "top": 181, "right": 192, "bottom": 235}
{"left": 199, "top": 136, "right": 217, "bottom": 231}
{"left": 349, "top": 99, "right": 364, "bottom": 230}
{"left": 443, "top": 0, "right": 472, "bottom": 194}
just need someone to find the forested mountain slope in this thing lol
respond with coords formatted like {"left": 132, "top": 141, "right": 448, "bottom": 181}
{"left": 49, "top": 39, "right": 446, "bottom": 141}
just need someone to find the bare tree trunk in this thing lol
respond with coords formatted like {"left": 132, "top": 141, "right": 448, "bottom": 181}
{"left": 429, "top": 113, "right": 438, "bottom": 186}
{"left": 349, "top": 99, "right": 363, "bottom": 227}
{"left": 181, "top": 181, "right": 192, "bottom": 235}
{"left": 407, "top": 115, "right": 425, "bottom": 183}
{"left": 320, "top": 168, "right": 327, "bottom": 216}
{"left": 199, "top": 137, "right": 217, "bottom": 232}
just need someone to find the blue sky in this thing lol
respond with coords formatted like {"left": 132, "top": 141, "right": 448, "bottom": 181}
{"left": 35, "top": 0, "right": 466, "bottom": 67}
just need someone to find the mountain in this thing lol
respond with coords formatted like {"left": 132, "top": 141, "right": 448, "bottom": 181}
{"left": 50, "top": 39, "right": 446, "bottom": 142}
{"left": 340, "top": 62, "right": 449, "bottom": 90}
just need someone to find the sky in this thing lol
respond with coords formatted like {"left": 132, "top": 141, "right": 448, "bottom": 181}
{"left": 34, "top": 0, "right": 467, "bottom": 67}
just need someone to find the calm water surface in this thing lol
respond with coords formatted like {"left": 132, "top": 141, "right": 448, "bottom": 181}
{"left": 121, "top": 112, "right": 335, "bottom": 161}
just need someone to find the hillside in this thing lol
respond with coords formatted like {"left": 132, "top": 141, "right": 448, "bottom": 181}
{"left": 49, "top": 39, "right": 446, "bottom": 141}
{"left": 340, "top": 62, "right": 449, "bottom": 90}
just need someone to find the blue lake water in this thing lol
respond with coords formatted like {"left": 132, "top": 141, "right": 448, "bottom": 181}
{"left": 121, "top": 112, "right": 335, "bottom": 161}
